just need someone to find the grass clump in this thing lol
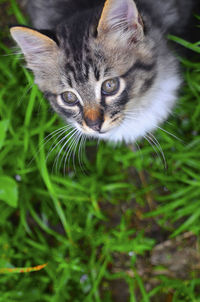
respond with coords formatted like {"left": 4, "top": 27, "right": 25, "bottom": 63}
{"left": 0, "top": 1, "right": 200, "bottom": 301}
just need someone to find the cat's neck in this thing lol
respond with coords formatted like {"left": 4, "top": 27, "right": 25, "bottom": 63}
{"left": 101, "top": 59, "right": 181, "bottom": 143}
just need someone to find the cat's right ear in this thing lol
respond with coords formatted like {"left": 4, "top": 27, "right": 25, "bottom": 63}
{"left": 10, "top": 26, "right": 59, "bottom": 72}
{"left": 97, "top": 0, "right": 144, "bottom": 45}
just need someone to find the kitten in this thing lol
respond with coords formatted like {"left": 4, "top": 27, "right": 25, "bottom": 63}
{"left": 10, "top": 0, "right": 194, "bottom": 143}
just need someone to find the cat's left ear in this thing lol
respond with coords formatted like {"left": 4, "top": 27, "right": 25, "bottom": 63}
{"left": 10, "top": 26, "right": 59, "bottom": 73}
{"left": 97, "top": 0, "right": 144, "bottom": 44}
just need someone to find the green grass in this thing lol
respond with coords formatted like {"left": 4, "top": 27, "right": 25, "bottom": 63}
{"left": 0, "top": 1, "right": 200, "bottom": 301}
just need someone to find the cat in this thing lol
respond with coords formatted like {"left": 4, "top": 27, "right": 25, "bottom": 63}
{"left": 10, "top": 0, "right": 194, "bottom": 143}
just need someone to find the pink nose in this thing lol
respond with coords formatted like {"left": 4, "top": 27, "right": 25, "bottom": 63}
{"left": 84, "top": 108, "right": 103, "bottom": 132}
{"left": 85, "top": 117, "right": 102, "bottom": 131}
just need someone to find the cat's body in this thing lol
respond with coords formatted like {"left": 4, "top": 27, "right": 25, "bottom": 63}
{"left": 27, "top": 0, "right": 193, "bottom": 35}
{"left": 11, "top": 0, "right": 194, "bottom": 143}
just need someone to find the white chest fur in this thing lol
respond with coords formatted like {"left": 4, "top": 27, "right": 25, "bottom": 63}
{"left": 101, "top": 65, "right": 181, "bottom": 143}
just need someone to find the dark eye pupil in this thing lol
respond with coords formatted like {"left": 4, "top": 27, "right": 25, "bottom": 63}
{"left": 106, "top": 81, "right": 113, "bottom": 89}
{"left": 102, "top": 78, "right": 119, "bottom": 95}
{"left": 68, "top": 92, "right": 76, "bottom": 102}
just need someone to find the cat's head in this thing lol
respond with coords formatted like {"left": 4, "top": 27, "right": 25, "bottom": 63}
{"left": 10, "top": 0, "right": 177, "bottom": 143}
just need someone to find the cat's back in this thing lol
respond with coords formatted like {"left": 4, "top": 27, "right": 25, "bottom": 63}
{"left": 27, "top": 0, "right": 103, "bottom": 29}
{"left": 27, "top": 0, "right": 194, "bottom": 35}
{"left": 136, "top": 0, "right": 194, "bottom": 35}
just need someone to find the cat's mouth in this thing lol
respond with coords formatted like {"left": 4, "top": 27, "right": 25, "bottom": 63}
{"left": 99, "top": 131, "right": 107, "bottom": 134}
{"left": 80, "top": 122, "right": 121, "bottom": 137}
{"left": 74, "top": 114, "right": 123, "bottom": 137}
{"left": 80, "top": 126, "right": 108, "bottom": 136}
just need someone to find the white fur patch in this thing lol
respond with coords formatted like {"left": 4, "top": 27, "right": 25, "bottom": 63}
{"left": 99, "top": 67, "right": 181, "bottom": 143}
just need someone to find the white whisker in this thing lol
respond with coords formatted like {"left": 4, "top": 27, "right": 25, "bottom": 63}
{"left": 144, "top": 134, "right": 161, "bottom": 161}
{"left": 53, "top": 128, "right": 78, "bottom": 174}
{"left": 28, "top": 125, "right": 70, "bottom": 167}
{"left": 43, "top": 125, "right": 70, "bottom": 143}
{"left": 58, "top": 129, "right": 79, "bottom": 175}
{"left": 46, "top": 127, "right": 76, "bottom": 164}
{"left": 157, "top": 126, "right": 183, "bottom": 142}
{"left": 147, "top": 132, "right": 167, "bottom": 169}
{"left": 79, "top": 134, "right": 87, "bottom": 173}
{"left": 72, "top": 131, "right": 82, "bottom": 173}
{"left": 67, "top": 131, "right": 81, "bottom": 173}
{"left": 56, "top": 129, "right": 79, "bottom": 174}
{"left": 63, "top": 130, "right": 80, "bottom": 175}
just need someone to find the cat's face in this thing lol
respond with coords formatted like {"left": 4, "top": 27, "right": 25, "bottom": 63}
{"left": 51, "top": 20, "right": 155, "bottom": 139}
{"left": 10, "top": 0, "right": 179, "bottom": 143}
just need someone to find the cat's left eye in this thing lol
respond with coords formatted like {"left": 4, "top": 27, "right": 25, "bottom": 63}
{"left": 101, "top": 78, "right": 120, "bottom": 96}
{"left": 61, "top": 91, "right": 79, "bottom": 106}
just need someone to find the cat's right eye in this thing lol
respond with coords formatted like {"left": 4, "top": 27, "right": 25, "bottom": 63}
{"left": 101, "top": 78, "right": 120, "bottom": 96}
{"left": 61, "top": 91, "right": 79, "bottom": 106}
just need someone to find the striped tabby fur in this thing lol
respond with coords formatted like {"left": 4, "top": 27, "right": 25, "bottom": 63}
{"left": 10, "top": 0, "right": 194, "bottom": 143}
